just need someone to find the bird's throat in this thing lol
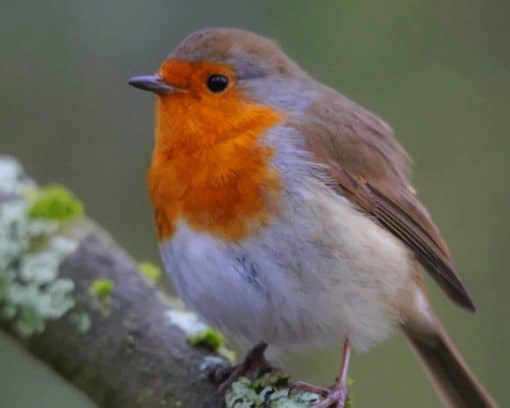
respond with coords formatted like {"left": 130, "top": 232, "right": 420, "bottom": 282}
{"left": 148, "top": 93, "right": 285, "bottom": 242}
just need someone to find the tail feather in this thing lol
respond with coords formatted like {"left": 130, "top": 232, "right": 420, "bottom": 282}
{"left": 403, "top": 323, "right": 496, "bottom": 407}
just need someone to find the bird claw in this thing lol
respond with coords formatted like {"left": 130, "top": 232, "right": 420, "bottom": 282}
{"left": 290, "top": 381, "right": 349, "bottom": 408}
{"left": 215, "top": 341, "right": 277, "bottom": 393}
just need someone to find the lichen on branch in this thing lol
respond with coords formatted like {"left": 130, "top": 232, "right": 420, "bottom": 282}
{"left": 0, "top": 155, "right": 82, "bottom": 338}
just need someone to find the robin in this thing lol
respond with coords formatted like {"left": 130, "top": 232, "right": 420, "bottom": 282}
{"left": 129, "top": 28, "right": 496, "bottom": 407}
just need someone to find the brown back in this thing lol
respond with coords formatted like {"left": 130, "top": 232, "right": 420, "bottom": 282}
{"left": 290, "top": 85, "right": 476, "bottom": 311}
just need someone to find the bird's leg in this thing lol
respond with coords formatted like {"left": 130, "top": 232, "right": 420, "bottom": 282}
{"left": 215, "top": 341, "right": 277, "bottom": 393}
{"left": 290, "top": 338, "right": 352, "bottom": 408}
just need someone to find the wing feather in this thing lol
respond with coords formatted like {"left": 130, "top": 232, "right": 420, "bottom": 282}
{"left": 293, "top": 88, "right": 476, "bottom": 312}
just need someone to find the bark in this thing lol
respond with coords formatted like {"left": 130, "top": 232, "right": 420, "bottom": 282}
{"left": 0, "top": 201, "right": 226, "bottom": 407}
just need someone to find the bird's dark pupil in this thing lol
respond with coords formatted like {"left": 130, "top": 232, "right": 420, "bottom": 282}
{"left": 207, "top": 75, "right": 228, "bottom": 92}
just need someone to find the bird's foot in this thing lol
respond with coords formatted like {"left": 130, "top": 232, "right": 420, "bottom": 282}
{"left": 214, "top": 341, "right": 278, "bottom": 393}
{"left": 290, "top": 381, "right": 349, "bottom": 408}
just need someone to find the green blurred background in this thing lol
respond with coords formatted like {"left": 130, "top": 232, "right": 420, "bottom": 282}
{"left": 1, "top": 0, "right": 508, "bottom": 406}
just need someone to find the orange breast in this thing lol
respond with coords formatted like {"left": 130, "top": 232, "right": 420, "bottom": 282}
{"left": 148, "top": 81, "right": 285, "bottom": 242}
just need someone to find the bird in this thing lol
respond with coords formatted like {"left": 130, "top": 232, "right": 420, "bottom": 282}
{"left": 128, "top": 28, "right": 496, "bottom": 407}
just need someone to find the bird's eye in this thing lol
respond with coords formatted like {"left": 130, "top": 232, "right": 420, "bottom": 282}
{"left": 206, "top": 74, "right": 229, "bottom": 93}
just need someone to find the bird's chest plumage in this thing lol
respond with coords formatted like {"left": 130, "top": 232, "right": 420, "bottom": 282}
{"left": 158, "top": 126, "right": 413, "bottom": 351}
{"left": 148, "top": 90, "right": 285, "bottom": 242}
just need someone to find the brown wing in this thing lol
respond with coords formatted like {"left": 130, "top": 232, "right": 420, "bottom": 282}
{"left": 292, "top": 88, "right": 476, "bottom": 312}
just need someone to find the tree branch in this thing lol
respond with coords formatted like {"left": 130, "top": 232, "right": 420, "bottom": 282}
{"left": 0, "top": 156, "right": 226, "bottom": 407}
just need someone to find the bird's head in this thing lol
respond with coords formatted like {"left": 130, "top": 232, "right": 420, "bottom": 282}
{"left": 129, "top": 28, "right": 311, "bottom": 153}
{"left": 129, "top": 27, "right": 305, "bottom": 101}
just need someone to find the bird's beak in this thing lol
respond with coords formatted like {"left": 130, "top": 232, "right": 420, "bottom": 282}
{"left": 128, "top": 75, "right": 175, "bottom": 95}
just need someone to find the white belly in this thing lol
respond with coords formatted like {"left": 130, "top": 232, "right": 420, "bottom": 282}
{"left": 159, "top": 178, "right": 413, "bottom": 352}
